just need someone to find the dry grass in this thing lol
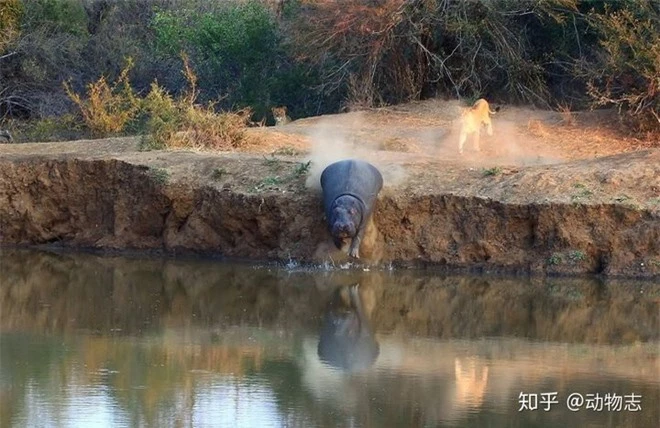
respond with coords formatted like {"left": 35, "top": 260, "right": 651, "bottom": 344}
{"left": 526, "top": 119, "right": 550, "bottom": 138}
{"left": 64, "top": 58, "right": 140, "bottom": 137}
{"left": 66, "top": 54, "right": 254, "bottom": 152}
{"left": 141, "top": 54, "right": 254, "bottom": 151}
{"left": 557, "top": 103, "right": 577, "bottom": 127}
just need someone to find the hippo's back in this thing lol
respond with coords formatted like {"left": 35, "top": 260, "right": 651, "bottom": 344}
{"left": 320, "top": 159, "right": 383, "bottom": 210}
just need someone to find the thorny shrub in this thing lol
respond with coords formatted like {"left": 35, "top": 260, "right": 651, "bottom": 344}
{"left": 582, "top": 3, "right": 659, "bottom": 135}
{"left": 288, "top": 0, "right": 565, "bottom": 108}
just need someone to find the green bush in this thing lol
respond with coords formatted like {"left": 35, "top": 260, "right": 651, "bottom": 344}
{"left": 25, "top": 0, "right": 88, "bottom": 36}
{"left": 151, "top": 1, "right": 295, "bottom": 121}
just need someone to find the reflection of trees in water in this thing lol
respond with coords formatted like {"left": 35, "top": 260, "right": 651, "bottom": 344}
{"left": 0, "top": 250, "right": 330, "bottom": 336}
{"left": 1, "top": 250, "right": 659, "bottom": 426}
{"left": 371, "top": 275, "right": 659, "bottom": 344}
{"left": 1, "top": 332, "right": 658, "bottom": 427}
{"left": 1, "top": 250, "right": 657, "bottom": 344}
{"left": 0, "top": 332, "right": 283, "bottom": 427}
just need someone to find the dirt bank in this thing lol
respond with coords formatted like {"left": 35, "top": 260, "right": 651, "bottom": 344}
{"left": 0, "top": 100, "right": 658, "bottom": 278}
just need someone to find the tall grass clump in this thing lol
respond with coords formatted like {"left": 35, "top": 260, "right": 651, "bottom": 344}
{"left": 141, "top": 54, "right": 252, "bottom": 150}
{"left": 64, "top": 58, "right": 140, "bottom": 137}
{"left": 66, "top": 53, "right": 251, "bottom": 150}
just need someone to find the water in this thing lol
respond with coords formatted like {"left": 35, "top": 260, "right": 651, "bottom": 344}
{"left": 0, "top": 249, "right": 658, "bottom": 428}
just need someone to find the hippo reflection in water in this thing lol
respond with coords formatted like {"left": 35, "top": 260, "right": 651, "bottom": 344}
{"left": 317, "top": 283, "right": 380, "bottom": 372}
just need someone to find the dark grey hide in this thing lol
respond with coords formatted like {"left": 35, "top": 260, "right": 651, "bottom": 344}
{"left": 317, "top": 284, "right": 380, "bottom": 372}
{"left": 320, "top": 159, "right": 383, "bottom": 259}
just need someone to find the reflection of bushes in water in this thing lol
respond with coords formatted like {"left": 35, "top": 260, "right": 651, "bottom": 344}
{"left": 369, "top": 275, "right": 659, "bottom": 344}
{"left": 1, "top": 250, "right": 658, "bottom": 344}
{"left": 0, "top": 333, "right": 277, "bottom": 427}
{"left": 0, "top": 250, "right": 330, "bottom": 335}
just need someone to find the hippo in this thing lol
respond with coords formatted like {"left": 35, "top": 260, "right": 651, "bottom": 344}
{"left": 320, "top": 159, "right": 383, "bottom": 259}
{"left": 317, "top": 283, "right": 380, "bottom": 372}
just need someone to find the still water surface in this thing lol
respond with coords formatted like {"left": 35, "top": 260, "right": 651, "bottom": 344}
{"left": 1, "top": 249, "right": 658, "bottom": 428}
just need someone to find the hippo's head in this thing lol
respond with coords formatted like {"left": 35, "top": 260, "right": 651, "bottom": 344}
{"left": 329, "top": 196, "right": 362, "bottom": 248}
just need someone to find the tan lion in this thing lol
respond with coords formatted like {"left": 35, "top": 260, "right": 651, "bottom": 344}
{"left": 271, "top": 106, "right": 291, "bottom": 126}
{"left": 458, "top": 98, "right": 499, "bottom": 154}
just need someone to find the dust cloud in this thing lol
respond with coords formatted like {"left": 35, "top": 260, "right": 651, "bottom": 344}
{"left": 427, "top": 102, "right": 566, "bottom": 166}
{"left": 302, "top": 99, "right": 566, "bottom": 193}
{"left": 303, "top": 113, "right": 409, "bottom": 192}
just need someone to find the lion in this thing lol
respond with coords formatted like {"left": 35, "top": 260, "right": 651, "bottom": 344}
{"left": 454, "top": 358, "right": 489, "bottom": 407}
{"left": 271, "top": 106, "right": 291, "bottom": 126}
{"left": 458, "top": 98, "right": 499, "bottom": 154}
{"left": 0, "top": 130, "right": 13, "bottom": 143}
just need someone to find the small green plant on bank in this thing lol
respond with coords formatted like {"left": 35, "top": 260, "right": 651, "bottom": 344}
{"left": 262, "top": 155, "right": 281, "bottom": 167}
{"left": 211, "top": 167, "right": 226, "bottom": 180}
{"left": 148, "top": 167, "right": 170, "bottom": 185}
{"left": 647, "top": 197, "right": 660, "bottom": 207}
{"left": 571, "top": 183, "right": 593, "bottom": 201}
{"left": 548, "top": 253, "right": 563, "bottom": 266}
{"left": 482, "top": 167, "right": 502, "bottom": 177}
{"left": 138, "top": 134, "right": 164, "bottom": 151}
{"left": 253, "top": 175, "right": 282, "bottom": 192}
{"left": 567, "top": 250, "right": 586, "bottom": 263}
{"left": 293, "top": 160, "right": 311, "bottom": 177}
{"left": 251, "top": 160, "right": 312, "bottom": 193}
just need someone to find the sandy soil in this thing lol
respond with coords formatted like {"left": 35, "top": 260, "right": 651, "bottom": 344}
{"left": 3, "top": 98, "right": 657, "bottom": 205}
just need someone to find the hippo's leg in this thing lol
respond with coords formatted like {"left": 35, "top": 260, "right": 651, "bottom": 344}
{"left": 333, "top": 236, "right": 344, "bottom": 250}
{"left": 348, "top": 220, "right": 368, "bottom": 259}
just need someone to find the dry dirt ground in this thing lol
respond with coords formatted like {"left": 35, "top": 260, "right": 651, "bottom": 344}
{"left": 2, "top": 98, "right": 657, "bottom": 205}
